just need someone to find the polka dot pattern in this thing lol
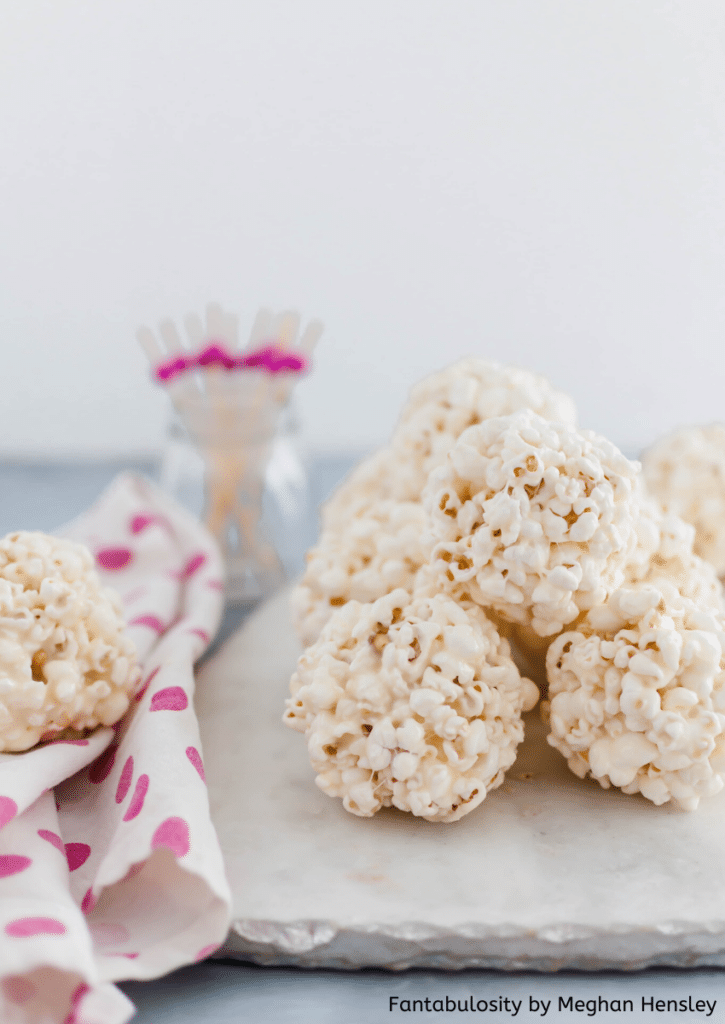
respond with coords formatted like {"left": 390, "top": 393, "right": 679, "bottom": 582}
{"left": 96, "top": 547, "right": 133, "bottom": 570}
{"left": 149, "top": 686, "right": 188, "bottom": 712}
{"left": 5, "top": 917, "right": 66, "bottom": 937}
{"left": 0, "top": 795, "right": 17, "bottom": 829}
{"left": 0, "top": 476, "right": 228, "bottom": 1016}
{"left": 65, "top": 843, "right": 91, "bottom": 872}
{"left": 185, "top": 746, "right": 205, "bottom": 782}
{"left": 122, "top": 774, "right": 149, "bottom": 822}
{"left": 38, "top": 829, "right": 65, "bottom": 854}
{"left": 81, "top": 887, "right": 96, "bottom": 914}
{"left": 151, "top": 817, "right": 190, "bottom": 858}
{"left": 129, "top": 613, "right": 166, "bottom": 634}
{"left": 130, "top": 512, "right": 171, "bottom": 535}
{"left": 130, "top": 513, "right": 156, "bottom": 534}
{"left": 182, "top": 553, "right": 206, "bottom": 578}
{"left": 0, "top": 855, "right": 31, "bottom": 878}
{"left": 115, "top": 756, "right": 134, "bottom": 803}
{"left": 67, "top": 982, "right": 90, "bottom": 1023}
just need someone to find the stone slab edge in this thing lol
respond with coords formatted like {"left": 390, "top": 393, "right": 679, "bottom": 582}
{"left": 216, "top": 919, "right": 725, "bottom": 971}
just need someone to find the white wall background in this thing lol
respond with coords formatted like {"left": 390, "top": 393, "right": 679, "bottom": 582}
{"left": 1, "top": 0, "right": 724, "bottom": 460}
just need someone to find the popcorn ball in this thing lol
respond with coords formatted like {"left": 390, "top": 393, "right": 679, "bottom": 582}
{"left": 0, "top": 531, "right": 140, "bottom": 752}
{"left": 322, "top": 360, "right": 577, "bottom": 532}
{"left": 320, "top": 448, "right": 415, "bottom": 532}
{"left": 398, "top": 358, "right": 577, "bottom": 431}
{"left": 418, "top": 565, "right": 553, "bottom": 689}
{"left": 641, "top": 424, "right": 725, "bottom": 576}
{"left": 424, "top": 410, "right": 640, "bottom": 637}
{"left": 292, "top": 500, "right": 431, "bottom": 647}
{"left": 419, "top": 565, "right": 553, "bottom": 689}
{"left": 626, "top": 498, "right": 724, "bottom": 613}
{"left": 545, "top": 584, "right": 725, "bottom": 810}
{"left": 390, "top": 358, "right": 577, "bottom": 498}
{"left": 285, "top": 588, "right": 539, "bottom": 822}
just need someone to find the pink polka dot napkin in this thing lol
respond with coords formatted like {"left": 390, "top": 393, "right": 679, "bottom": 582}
{"left": 0, "top": 474, "right": 231, "bottom": 1024}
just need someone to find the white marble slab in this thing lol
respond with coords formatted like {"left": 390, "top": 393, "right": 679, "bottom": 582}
{"left": 195, "top": 588, "right": 725, "bottom": 971}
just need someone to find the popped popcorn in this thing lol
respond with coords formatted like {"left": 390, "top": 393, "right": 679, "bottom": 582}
{"left": 642, "top": 424, "right": 725, "bottom": 575}
{"left": 291, "top": 357, "right": 725, "bottom": 817}
{"left": 0, "top": 532, "right": 140, "bottom": 752}
{"left": 321, "top": 360, "right": 577, "bottom": 532}
{"left": 424, "top": 410, "right": 640, "bottom": 637}
{"left": 390, "top": 358, "right": 577, "bottom": 498}
{"left": 545, "top": 583, "right": 725, "bottom": 810}
{"left": 292, "top": 500, "right": 430, "bottom": 647}
{"left": 320, "top": 448, "right": 413, "bottom": 532}
{"left": 285, "top": 588, "right": 538, "bottom": 822}
{"left": 626, "top": 499, "right": 724, "bottom": 613}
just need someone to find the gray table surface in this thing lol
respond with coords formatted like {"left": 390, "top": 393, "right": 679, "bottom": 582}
{"left": 1, "top": 458, "right": 723, "bottom": 1023}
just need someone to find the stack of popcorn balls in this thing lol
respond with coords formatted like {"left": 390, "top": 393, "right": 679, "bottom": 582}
{"left": 286, "top": 360, "right": 725, "bottom": 819}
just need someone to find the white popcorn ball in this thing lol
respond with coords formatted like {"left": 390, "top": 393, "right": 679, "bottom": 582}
{"left": 515, "top": 499, "right": 725, "bottom": 701}
{"left": 284, "top": 588, "right": 538, "bottom": 822}
{"left": 546, "top": 584, "right": 725, "bottom": 810}
{"left": 321, "top": 360, "right": 577, "bottom": 531}
{"left": 292, "top": 500, "right": 431, "bottom": 647}
{"left": 398, "top": 358, "right": 577, "bottom": 432}
{"left": 320, "top": 448, "right": 420, "bottom": 532}
{"left": 626, "top": 498, "right": 723, "bottom": 613}
{"left": 390, "top": 359, "right": 578, "bottom": 499}
{"left": 0, "top": 532, "right": 140, "bottom": 751}
{"left": 424, "top": 410, "right": 640, "bottom": 638}
{"left": 642, "top": 424, "right": 725, "bottom": 576}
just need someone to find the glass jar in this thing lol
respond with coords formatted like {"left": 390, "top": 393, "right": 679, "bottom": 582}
{"left": 159, "top": 377, "right": 310, "bottom": 605}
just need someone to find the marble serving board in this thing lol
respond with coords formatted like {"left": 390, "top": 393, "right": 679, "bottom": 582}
{"left": 195, "top": 588, "right": 725, "bottom": 972}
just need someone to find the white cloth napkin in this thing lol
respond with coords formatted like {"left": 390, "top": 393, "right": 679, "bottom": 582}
{"left": 0, "top": 474, "right": 231, "bottom": 1024}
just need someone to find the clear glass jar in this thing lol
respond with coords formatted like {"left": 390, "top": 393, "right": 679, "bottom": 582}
{"left": 160, "top": 378, "right": 310, "bottom": 605}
